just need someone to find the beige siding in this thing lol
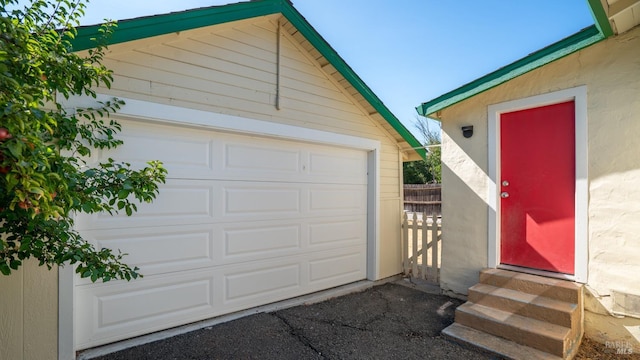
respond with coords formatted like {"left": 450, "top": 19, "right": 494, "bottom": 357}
{"left": 438, "top": 25, "right": 640, "bottom": 348}
{"left": 95, "top": 15, "right": 403, "bottom": 278}
{"left": 0, "top": 260, "right": 58, "bottom": 360}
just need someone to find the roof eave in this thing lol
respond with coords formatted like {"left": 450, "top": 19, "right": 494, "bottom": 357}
{"left": 72, "top": 1, "right": 282, "bottom": 51}
{"left": 416, "top": 25, "right": 605, "bottom": 117}
{"left": 586, "top": 0, "right": 614, "bottom": 37}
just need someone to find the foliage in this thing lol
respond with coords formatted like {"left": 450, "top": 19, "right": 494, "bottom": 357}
{"left": 403, "top": 118, "right": 441, "bottom": 184}
{"left": 0, "top": 0, "right": 167, "bottom": 281}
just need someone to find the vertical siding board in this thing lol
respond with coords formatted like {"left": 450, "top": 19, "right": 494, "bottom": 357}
{"left": 23, "top": 261, "right": 58, "bottom": 360}
{"left": 0, "top": 265, "right": 23, "bottom": 359}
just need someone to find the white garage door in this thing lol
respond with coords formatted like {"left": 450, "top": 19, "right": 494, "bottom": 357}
{"left": 73, "top": 118, "right": 369, "bottom": 349}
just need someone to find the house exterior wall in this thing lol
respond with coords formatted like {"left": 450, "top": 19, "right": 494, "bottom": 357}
{"left": 438, "top": 25, "right": 640, "bottom": 348}
{"left": 0, "top": 260, "right": 58, "bottom": 360}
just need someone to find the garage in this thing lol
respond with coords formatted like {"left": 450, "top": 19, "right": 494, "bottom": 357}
{"left": 73, "top": 116, "right": 370, "bottom": 349}
{"left": 0, "top": 2, "right": 426, "bottom": 358}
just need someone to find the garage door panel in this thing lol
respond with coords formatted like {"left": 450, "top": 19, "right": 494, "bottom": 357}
{"left": 223, "top": 186, "right": 301, "bottom": 215}
{"left": 309, "top": 252, "right": 366, "bottom": 284}
{"left": 309, "top": 186, "right": 367, "bottom": 213}
{"left": 90, "top": 120, "right": 216, "bottom": 178}
{"left": 308, "top": 149, "right": 367, "bottom": 184}
{"left": 223, "top": 224, "right": 301, "bottom": 258}
{"left": 78, "top": 225, "right": 216, "bottom": 279}
{"left": 76, "top": 179, "right": 214, "bottom": 230}
{"left": 308, "top": 219, "right": 365, "bottom": 246}
{"left": 96, "top": 279, "right": 212, "bottom": 327}
{"left": 75, "top": 270, "right": 216, "bottom": 349}
{"left": 224, "top": 142, "right": 301, "bottom": 174}
{"left": 224, "top": 263, "right": 301, "bottom": 301}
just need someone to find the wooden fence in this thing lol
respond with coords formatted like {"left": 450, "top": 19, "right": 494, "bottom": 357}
{"left": 403, "top": 184, "right": 441, "bottom": 215}
{"left": 402, "top": 212, "right": 442, "bottom": 283}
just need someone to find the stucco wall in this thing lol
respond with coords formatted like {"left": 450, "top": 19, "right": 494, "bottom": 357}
{"left": 437, "top": 25, "right": 640, "bottom": 348}
{"left": 0, "top": 259, "right": 58, "bottom": 360}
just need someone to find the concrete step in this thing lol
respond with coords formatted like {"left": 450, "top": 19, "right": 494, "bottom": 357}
{"left": 443, "top": 323, "right": 563, "bottom": 360}
{"left": 479, "top": 268, "right": 582, "bottom": 304}
{"left": 455, "top": 302, "right": 575, "bottom": 357}
{"left": 468, "top": 283, "right": 579, "bottom": 328}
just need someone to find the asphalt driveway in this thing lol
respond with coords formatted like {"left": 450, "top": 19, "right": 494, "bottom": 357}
{"left": 90, "top": 282, "right": 493, "bottom": 360}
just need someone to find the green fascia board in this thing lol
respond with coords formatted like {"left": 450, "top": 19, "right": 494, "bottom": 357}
{"left": 587, "top": 0, "right": 614, "bottom": 37}
{"left": 416, "top": 25, "right": 604, "bottom": 117}
{"left": 71, "top": 0, "right": 426, "bottom": 160}
{"left": 72, "top": 1, "right": 282, "bottom": 51}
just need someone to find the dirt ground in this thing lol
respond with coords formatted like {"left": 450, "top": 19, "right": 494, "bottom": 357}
{"left": 575, "top": 337, "right": 639, "bottom": 359}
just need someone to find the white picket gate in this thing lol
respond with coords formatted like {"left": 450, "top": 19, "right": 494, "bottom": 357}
{"left": 402, "top": 212, "right": 442, "bottom": 283}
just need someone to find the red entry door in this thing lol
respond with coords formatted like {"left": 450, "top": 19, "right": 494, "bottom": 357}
{"left": 500, "top": 101, "right": 575, "bottom": 274}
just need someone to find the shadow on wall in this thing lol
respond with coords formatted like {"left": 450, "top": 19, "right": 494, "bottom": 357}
{"left": 439, "top": 162, "right": 490, "bottom": 297}
{"left": 438, "top": 109, "right": 492, "bottom": 297}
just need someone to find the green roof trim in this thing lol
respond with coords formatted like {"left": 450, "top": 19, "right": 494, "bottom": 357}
{"left": 416, "top": 25, "right": 604, "bottom": 117}
{"left": 72, "top": 1, "right": 281, "bottom": 51}
{"left": 587, "top": 0, "right": 614, "bottom": 37}
{"left": 71, "top": 0, "right": 426, "bottom": 159}
{"left": 415, "top": 0, "right": 620, "bottom": 118}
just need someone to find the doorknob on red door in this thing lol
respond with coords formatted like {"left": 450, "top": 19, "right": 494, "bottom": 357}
{"left": 501, "top": 192, "right": 509, "bottom": 198}
{"left": 502, "top": 180, "right": 509, "bottom": 186}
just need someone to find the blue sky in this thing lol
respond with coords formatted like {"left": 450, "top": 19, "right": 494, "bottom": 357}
{"left": 77, "top": 0, "right": 595, "bottom": 140}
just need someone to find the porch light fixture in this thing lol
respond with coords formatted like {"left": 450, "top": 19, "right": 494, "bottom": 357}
{"left": 462, "top": 125, "right": 474, "bottom": 138}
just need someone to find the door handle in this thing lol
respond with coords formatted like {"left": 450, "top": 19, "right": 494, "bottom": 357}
{"left": 502, "top": 180, "right": 509, "bottom": 186}
{"left": 501, "top": 192, "right": 509, "bottom": 198}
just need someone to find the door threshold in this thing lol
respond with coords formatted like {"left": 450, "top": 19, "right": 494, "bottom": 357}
{"left": 497, "top": 264, "right": 581, "bottom": 283}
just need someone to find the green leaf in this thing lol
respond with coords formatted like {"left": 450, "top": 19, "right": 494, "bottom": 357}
{"left": 0, "top": 263, "right": 10, "bottom": 276}
{"left": 6, "top": 140, "right": 25, "bottom": 157}
{"left": 9, "top": 259, "right": 22, "bottom": 270}
{"left": 117, "top": 189, "right": 129, "bottom": 199}
{"left": 29, "top": 187, "right": 45, "bottom": 195}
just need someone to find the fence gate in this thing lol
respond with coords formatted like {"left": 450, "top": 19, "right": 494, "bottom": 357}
{"left": 402, "top": 212, "right": 442, "bottom": 283}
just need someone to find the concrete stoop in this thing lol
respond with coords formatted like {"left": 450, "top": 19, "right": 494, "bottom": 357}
{"left": 443, "top": 268, "right": 583, "bottom": 359}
